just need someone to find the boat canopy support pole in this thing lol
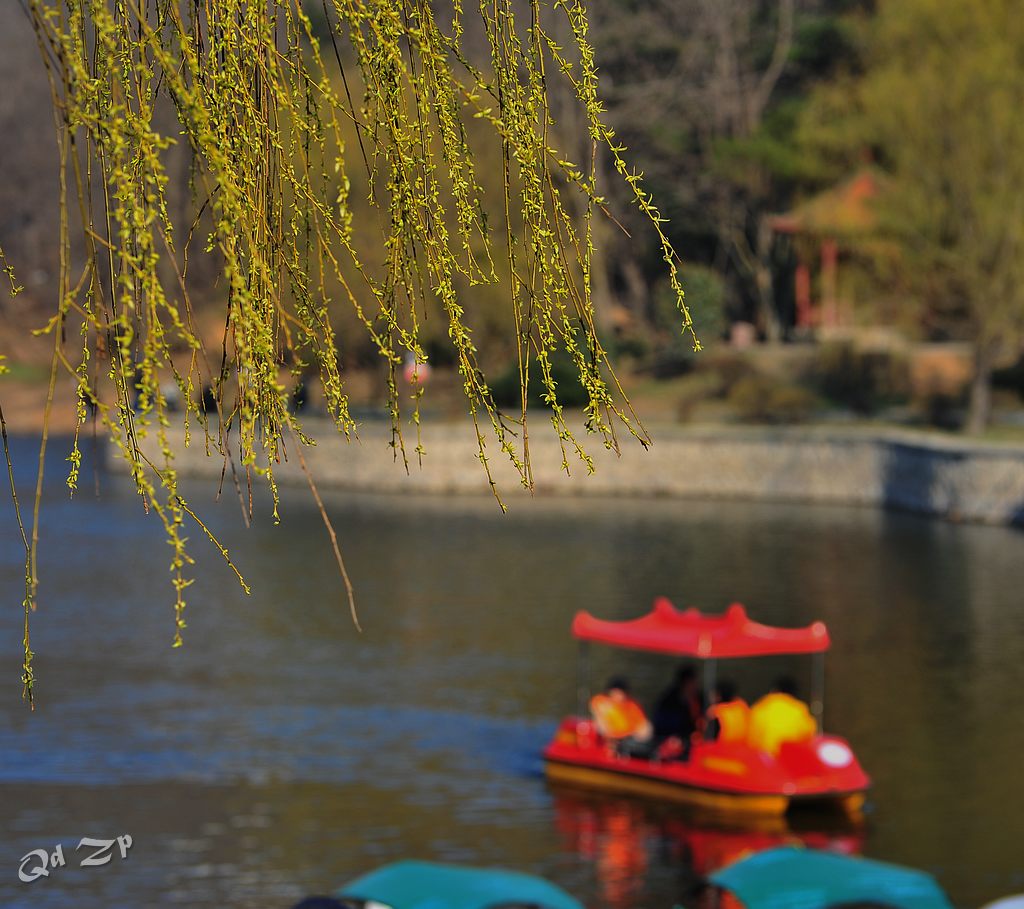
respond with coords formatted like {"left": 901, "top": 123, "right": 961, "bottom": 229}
{"left": 577, "top": 642, "right": 590, "bottom": 719}
{"left": 704, "top": 659, "right": 717, "bottom": 706}
{"left": 811, "top": 651, "right": 825, "bottom": 731}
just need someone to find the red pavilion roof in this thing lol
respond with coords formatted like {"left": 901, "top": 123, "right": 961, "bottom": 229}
{"left": 571, "top": 598, "right": 830, "bottom": 658}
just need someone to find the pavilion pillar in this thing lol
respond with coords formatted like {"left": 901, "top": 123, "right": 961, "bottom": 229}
{"left": 820, "top": 237, "right": 839, "bottom": 327}
{"left": 794, "top": 261, "right": 813, "bottom": 328}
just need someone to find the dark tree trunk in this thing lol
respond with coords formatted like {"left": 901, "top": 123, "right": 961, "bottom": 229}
{"left": 619, "top": 255, "right": 650, "bottom": 318}
{"left": 755, "top": 217, "right": 781, "bottom": 343}
{"left": 589, "top": 217, "right": 616, "bottom": 336}
{"left": 965, "top": 343, "right": 994, "bottom": 435}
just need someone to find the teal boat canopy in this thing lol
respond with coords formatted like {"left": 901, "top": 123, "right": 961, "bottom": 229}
{"left": 335, "top": 860, "right": 585, "bottom": 909}
{"left": 709, "top": 847, "right": 954, "bottom": 909}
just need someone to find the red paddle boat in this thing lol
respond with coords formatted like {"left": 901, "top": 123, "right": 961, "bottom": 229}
{"left": 543, "top": 598, "right": 870, "bottom": 819}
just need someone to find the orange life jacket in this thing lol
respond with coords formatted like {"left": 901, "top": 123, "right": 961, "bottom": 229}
{"left": 590, "top": 693, "right": 648, "bottom": 740}
{"left": 707, "top": 698, "right": 750, "bottom": 744}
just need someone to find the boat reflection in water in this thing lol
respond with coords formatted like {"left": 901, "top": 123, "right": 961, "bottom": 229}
{"left": 550, "top": 785, "right": 864, "bottom": 909}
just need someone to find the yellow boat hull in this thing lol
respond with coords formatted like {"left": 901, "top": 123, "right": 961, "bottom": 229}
{"left": 545, "top": 759, "right": 791, "bottom": 817}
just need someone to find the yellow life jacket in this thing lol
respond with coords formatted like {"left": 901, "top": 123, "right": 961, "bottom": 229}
{"left": 747, "top": 692, "right": 816, "bottom": 756}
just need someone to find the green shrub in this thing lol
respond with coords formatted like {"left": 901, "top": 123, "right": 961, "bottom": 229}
{"left": 669, "top": 351, "right": 758, "bottom": 421}
{"left": 810, "top": 342, "right": 910, "bottom": 414}
{"left": 489, "top": 351, "right": 590, "bottom": 410}
{"left": 728, "top": 375, "right": 817, "bottom": 424}
{"left": 650, "top": 265, "right": 727, "bottom": 378}
{"left": 703, "top": 351, "right": 756, "bottom": 398}
{"left": 993, "top": 357, "right": 1024, "bottom": 401}
{"left": 914, "top": 391, "right": 964, "bottom": 430}
{"left": 608, "top": 332, "right": 652, "bottom": 363}
{"left": 675, "top": 372, "right": 725, "bottom": 422}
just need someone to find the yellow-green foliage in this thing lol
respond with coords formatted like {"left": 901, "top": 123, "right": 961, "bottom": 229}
{"left": 0, "top": 244, "right": 22, "bottom": 298}
{"left": 798, "top": 0, "right": 1024, "bottom": 433}
{"left": 8, "top": 0, "right": 693, "bottom": 705}
{"left": 801, "top": 0, "right": 1024, "bottom": 375}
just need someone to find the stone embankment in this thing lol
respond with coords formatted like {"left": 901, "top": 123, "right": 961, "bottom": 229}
{"left": 117, "top": 418, "right": 1024, "bottom": 526}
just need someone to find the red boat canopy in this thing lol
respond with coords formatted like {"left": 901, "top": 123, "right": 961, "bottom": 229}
{"left": 571, "top": 598, "right": 830, "bottom": 658}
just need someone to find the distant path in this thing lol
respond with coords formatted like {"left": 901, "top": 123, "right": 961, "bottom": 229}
{"left": 109, "top": 417, "right": 1024, "bottom": 526}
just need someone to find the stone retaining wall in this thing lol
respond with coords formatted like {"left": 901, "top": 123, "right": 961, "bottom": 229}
{"left": 118, "top": 420, "right": 1024, "bottom": 525}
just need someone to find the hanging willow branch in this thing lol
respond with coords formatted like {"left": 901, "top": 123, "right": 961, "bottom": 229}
{"left": 8, "top": 0, "right": 695, "bottom": 706}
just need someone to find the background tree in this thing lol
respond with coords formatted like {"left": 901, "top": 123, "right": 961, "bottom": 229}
{"left": 589, "top": 0, "right": 863, "bottom": 343}
{"left": 802, "top": 0, "right": 1024, "bottom": 432}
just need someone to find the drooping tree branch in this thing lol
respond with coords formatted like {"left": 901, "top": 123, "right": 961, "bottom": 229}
{"left": 5, "top": 0, "right": 694, "bottom": 706}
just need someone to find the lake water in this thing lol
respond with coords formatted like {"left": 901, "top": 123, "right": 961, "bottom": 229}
{"left": 1, "top": 434, "right": 1023, "bottom": 908}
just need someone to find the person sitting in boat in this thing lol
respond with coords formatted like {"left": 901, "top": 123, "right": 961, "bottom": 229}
{"left": 747, "top": 675, "right": 817, "bottom": 757}
{"left": 652, "top": 664, "right": 705, "bottom": 742}
{"left": 705, "top": 680, "right": 750, "bottom": 744}
{"left": 590, "top": 677, "right": 654, "bottom": 757}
